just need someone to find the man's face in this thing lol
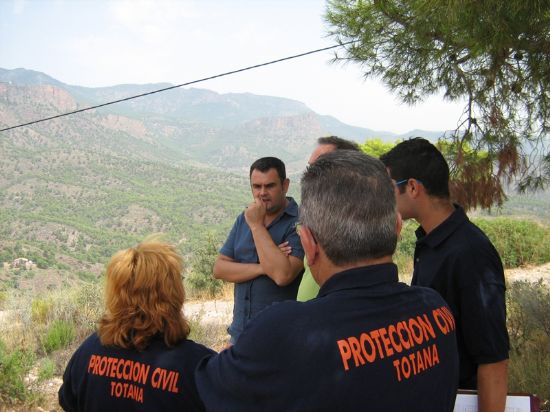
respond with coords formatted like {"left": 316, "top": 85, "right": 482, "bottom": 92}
{"left": 391, "top": 176, "right": 415, "bottom": 220}
{"left": 308, "top": 144, "right": 336, "bottom": 165}
{"left": 250, "top": 168, "right": 289, "bottom": 215}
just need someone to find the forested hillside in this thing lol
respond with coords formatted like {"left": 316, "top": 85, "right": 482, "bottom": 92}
{"left": 0, "top": 68, "right": 396, "bottom": 170}
{"left": 0, "top": 68, "right": 359, "bottom": 290}
{"left": 1, "top": 68, "right": 547, "bottom": 292}
{"left": 0, "top": 74, "right": 282, "bottom": 289}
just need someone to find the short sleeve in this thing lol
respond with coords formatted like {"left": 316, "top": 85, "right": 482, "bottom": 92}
{"left": 219, "top": 215, "right": 241, "bottom": 259}
{"left": 456, "top": 254, "right": 509, "bottom": 364}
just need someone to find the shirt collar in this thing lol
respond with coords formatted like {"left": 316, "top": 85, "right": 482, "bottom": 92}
{"left": 318, "top": 263, "right": 399, "bottom": 297}
{"left": 267, "top": 197, "right": 298, "bottom": 228}
{"left": 415, "top": 204, "right": 469, "bottom": 248}
{"left": 284, "top": 197, "right": 298, "bottom": 217}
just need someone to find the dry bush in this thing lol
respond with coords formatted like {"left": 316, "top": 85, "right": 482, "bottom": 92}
{"left": 0, "top": 282, "right": 104, "bottom": 408}
{"left": 507, "top": 279, "right": 550, "bottom": 410}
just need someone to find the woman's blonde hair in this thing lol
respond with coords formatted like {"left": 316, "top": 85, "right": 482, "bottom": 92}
{"left": 98, "top": 242, "right": 190, "bottom": 350}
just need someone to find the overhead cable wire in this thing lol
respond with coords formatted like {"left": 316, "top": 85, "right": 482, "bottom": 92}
{"left": 0, "top": 41, "right": 356, "bottom": 133}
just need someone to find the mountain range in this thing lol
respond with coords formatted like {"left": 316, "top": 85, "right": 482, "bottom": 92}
{"left": 0, "top": 68, "right": 447, "bottom": 172}
{"left": 0, "top": 67, "right": 447, "bottom": 291}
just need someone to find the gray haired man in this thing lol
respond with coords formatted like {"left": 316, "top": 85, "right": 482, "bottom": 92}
{"left": 196, "top": 151, "right": 459, "bottom": 411}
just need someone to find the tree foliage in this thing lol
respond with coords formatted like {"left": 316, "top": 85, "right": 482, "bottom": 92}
{"left": 360, "top": 138, "right": 398, "bottom": 157}
{"left": 326, "top": 0, "right": 550, "bottom": 208}
{"left": 185, "top": 232, "right": 224, "bottom": 298}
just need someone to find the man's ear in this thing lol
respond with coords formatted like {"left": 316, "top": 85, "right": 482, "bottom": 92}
{"left": 408, "top": 179, "right": 423, "bottom": 199}
{"left": 299, "top": 225, "right": 318, "bottom": 266}
{"left": 282, "top": 178, "right": 290, "bottom": 194}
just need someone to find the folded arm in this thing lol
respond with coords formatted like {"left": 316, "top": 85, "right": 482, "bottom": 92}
{"left": 249, "top": 224, "right": 304, "bottom": 286}
{"left": 213, "top": 254, "right": 264, "bottom": 283}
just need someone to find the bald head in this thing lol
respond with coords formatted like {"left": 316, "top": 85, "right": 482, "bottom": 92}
{"left": 308, "top": 136, "right": 360, "bottom": 164}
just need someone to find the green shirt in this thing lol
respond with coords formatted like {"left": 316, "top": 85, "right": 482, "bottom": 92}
{"left": 296, "top": 260, "right": 319, "bottom": 301}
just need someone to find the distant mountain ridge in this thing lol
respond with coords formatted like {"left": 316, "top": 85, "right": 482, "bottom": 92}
{"left": 0, "top": 67, "right": 444, "bottom": 162}
{"left": 0, "top": 67, "right": 544, "bottom": 293}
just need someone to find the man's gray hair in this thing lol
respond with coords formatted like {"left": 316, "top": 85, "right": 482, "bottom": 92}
{"left": 317, "top": 136, "right": 360, "bottom": 151}
{"left": 300, "top": 150, "right": 397, "bottom": 266}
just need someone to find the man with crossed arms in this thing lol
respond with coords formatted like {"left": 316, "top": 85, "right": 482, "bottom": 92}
{"left": 213, "top": 156, "right": 304, "bottom": 344}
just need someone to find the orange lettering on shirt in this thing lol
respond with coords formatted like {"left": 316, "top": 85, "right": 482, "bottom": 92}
{"left": 337, "top": 339, "right": 352, "bottom": 371}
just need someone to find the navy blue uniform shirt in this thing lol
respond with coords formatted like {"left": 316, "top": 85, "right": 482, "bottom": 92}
{"left": 412, "top": 205, "right": 509, "bottom": 389}
{"left": 196, "top": 263, "right": 459, "bottom": 412}
{"left": 220, "top": 196, "right": 304, "bottom": 342}
{"left": 59, "top": 333, "right": 214, "bottom": 411}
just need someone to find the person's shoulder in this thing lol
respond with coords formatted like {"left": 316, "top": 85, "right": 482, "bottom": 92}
{"left": 66, "top": 332, "right": 102, "bottom": 366}
{"left": 450, "top": 218, "right": 503, "bottom": 265}
{"left": 408, "top": 284, "right": 450, "bottom": 308}
{"left": 452, "top": 215, "right": 492, "bottom": 245}
{"left": 144, "top": 338, "right": 216, "bottom": 368}
{"left": 234, "top": 210, "right": 246, "bottom": 223}
{"left": 234, "top": 300, "right": 311, "bottom": 350}
{"left": 248, "top": 300, "right": 306, "bottom": 329}
{"left": 438, "top": 215, "right": 497, "bottom": 259}
{"left": 180, "top": 339, "right": 216, "bottom": 357}
{"left": 78, "top": 332, "right": 102, "bottom": 350}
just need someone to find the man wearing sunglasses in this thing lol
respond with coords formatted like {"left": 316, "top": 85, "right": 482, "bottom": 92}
{"left": 381, "top": 138, "right": 509, "bottom": 412}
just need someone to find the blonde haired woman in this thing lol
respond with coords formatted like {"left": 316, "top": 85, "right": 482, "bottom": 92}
{"left": 59, "top": 242, "right": 214, "bottom": 411}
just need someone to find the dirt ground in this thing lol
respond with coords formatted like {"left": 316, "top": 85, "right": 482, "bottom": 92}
{"left": 3, "top": 263, "right": 549, "bottom": 412}
{"left": 505, "top": 261, "right": 550, "bottom": 283}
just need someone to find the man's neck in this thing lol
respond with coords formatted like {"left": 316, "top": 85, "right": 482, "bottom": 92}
{"left": 315, "top": 255, "right": 393, "bottom": 287}
{"left": 416, "top": 197, "right": 455, "bottom": 234}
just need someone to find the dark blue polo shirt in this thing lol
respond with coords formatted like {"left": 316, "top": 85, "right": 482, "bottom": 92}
{"left": 196, "top": 264, "right": 459, "bottom": 411}
{"left": 220, "top": 197, "right": 304, "bottom": 342}
{"left": 59, "top": 333, "right": 214, "bottom": 411}
{"left": 412, "top": 205, "right": 509, "bottom": 389}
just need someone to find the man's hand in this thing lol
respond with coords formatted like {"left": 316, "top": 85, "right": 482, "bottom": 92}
{"left": 245, "top": 197, "right": 266, "bottom": 229}
{"left": 278, "top": 241, "right": 292, "bottom": 256}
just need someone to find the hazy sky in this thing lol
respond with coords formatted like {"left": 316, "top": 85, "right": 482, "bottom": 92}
{"left": 1, "top": 0, "right": 465, "bottom": 134}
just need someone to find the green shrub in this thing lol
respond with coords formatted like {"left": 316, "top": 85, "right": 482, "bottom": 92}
{"left": 509, "top": 334, "right": 550, "bottom": 410}
{"left": 37, "top": 357, "right": 56, "bottom": 382}
{"left": 31, "top": 297, "right": 53, "bottom": 324}
{"left": 42, "top": 319, "right": 75, "bottom": 354}
{"left": 0, "top": 339, "right": 35, "bottom": 403}
{"left": 186, "top": 270, "right": 223, "bottom": 298}
{"left": 395, "top": 220, "right": 417, "bottom": 279}
{"left": 76, "top": 270, "right": 97, "bottom": 282}
{"left": 0, "top": 291, "right": 7, "bottom": 308}
{"left": 395, "top": 217, "right": 550, "bottom": 269}
{"left": 186, "top": 232, "right": 223, "bottom": 298}
{"left": 474, "top": 218, "right": 550, "bottom": 268}
{"left": 507, "top": 280, "right": 550, "bottom": 408}
{"left": 72, "top": 282, "right": 104, "bottom": 336}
